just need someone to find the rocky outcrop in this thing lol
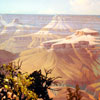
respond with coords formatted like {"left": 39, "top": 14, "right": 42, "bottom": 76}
{"left": 28, "top": 33, "right": 63, "bottom": 49}
{"left": 42, "top": 28, "right": 99, "bottom": 50}
{"left": 43, "top": 40, "right": 91, "bottom": 50}
{"left": 42, "top": 39, "right": 64, "bottom": 49}
{"left": 52, "top": 43, "right": 66, "bottom": 49}
{"left": 38, "top": 29, "right": 100, "bottom": 87}
{"left": 51, "top": 43, "right": 73, "bottom": 50}
{"left": 42, "top": 42, "right": 54, "bottom": 49}
{"left": 75, "top": 28, "right": 99, "bottom": 36}
{"left": 41, "top": 15, "right": 75, "bottom": 34}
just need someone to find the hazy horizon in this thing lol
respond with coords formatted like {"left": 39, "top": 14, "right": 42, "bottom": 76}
{"left": 0, "top": 14, "right": 100, "bottom": 16}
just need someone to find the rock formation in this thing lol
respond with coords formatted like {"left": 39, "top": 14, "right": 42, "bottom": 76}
{"left": 0, "top": 18, "right": 36, "bottom": 36}
{"left": 0, "top": 50, "right": 17, "bottom": 65}
{"left": 15, "top": 28, "right": 100, "bottom": 95}
{"left": 75, "top": 28, "right": 99, "bottom": 36}
{"left": 0, "top": 35, "right": 32, "bottom": 53}
{"left": 40, "top": 15, "right": 75, "bottom": 35}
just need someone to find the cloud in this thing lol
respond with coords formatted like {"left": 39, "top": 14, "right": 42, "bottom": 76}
{"left": 70, "top": 0, "right": 100, "bottom": 14}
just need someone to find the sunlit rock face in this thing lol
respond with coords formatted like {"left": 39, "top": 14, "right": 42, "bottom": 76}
{"left": 41, "top": 15, "right": 74, "bottom": 35}
{"left": 14, "top": 28, "right": 100, "bottom": 96}
{"left": 28, "top": 34, "right": 62, "bottom": 49}
{"left": 31, "top": 28, "right": 100, "bottom": 85}
{"left": 35, "top": 15, "right": 100, "bottom": 32}
{"left": 42, "top": 40, "right": 60, "bottom": 49}
{"left": 42, "top": 28, "right": 98, "bottom": 50}
{"left": 26, "top": 15, "right": 74, "bottom": 48}
{"left": 43, "top": 28, "right": 99, "bottom": 62}
{"left": 61, "top": 15, "right": 100, "bottom": 31}
{"left": 27, "top": 25, "right": 64, "bottom": 48}
{"left": 75, "top": 28, "right": 99, "bottom": 36}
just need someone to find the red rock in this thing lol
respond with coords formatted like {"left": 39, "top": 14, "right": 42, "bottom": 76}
{"left": 88, "top": 45, "right": 95, "bottom": 49}
{"left": 79, "top": 41, "right": 89, "bottom": 45}
{"left": 52, "top": 43, "right": 66, "bottom": 49}
{"left": 74, "top": 43, "right": 80, "bottom": 48}
{"left": 42, "top": 42, "right": 53, "bottom": 49}
{"left": 65, "top": 44, "right": 72, "bottom": 48}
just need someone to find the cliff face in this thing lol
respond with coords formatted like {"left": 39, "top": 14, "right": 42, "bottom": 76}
{"left": 15, "top": 28, "right": 100, "bottom": 95}
{"left": 0, "top": 33, "right": 63, "bottom": 53}
{"left": 28, "top": 33, "right": 62, "bottom": 49}
{"left": 42, "top": 28, "right": 98, "bottom": 50}
{"left": 41, "top": 29, "right": 100, "bottom": 85}
{"left": 50, "top": 41, "right": 97, "bottom": 59}
{"left": 42, "top": 15, "right": 74, "bottom": 34}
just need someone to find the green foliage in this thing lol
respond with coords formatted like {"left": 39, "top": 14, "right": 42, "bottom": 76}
{"left": 0, "top": 62, "right": 37, "bottom": 100}
{"left": 66, "top": 85, "right": 82, "bottom": 100}
{"left": 0, "top": 62, "right": 58, "bottom": 100}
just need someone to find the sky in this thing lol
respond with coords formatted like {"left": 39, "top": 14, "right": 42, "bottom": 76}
{"left": 0, "top": 0, "right": 100, "bottom": 15}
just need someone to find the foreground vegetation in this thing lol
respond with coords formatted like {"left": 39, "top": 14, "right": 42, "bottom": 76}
{"left": 0, "top": 61, "right": 60, "bottom": 100}
{"left": 0, "top": 61, "right": 98, "bottom": 100}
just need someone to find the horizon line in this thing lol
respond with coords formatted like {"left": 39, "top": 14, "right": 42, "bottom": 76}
{"left": 0, "top": 13, "right": 100, "bottom": 16}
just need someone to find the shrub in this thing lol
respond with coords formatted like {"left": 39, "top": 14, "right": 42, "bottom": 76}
{"left": 0, "top": 62, "right": 37, "bottom": 100}
{"left": 66, "top": 85, "right": 82, "bottom": 100}
{"left": 28, "top": 69, "right": 60, "bottom": 100}
{"left": 0, "top": 61, "right": 58, "bottom": 100}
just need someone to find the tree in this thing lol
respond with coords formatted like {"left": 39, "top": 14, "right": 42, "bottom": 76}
{"left": 28, "top": 69, "right": 60, "bottom": 100}
{"left": 0, "top": 61, "right": 59, "bottom": 100}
